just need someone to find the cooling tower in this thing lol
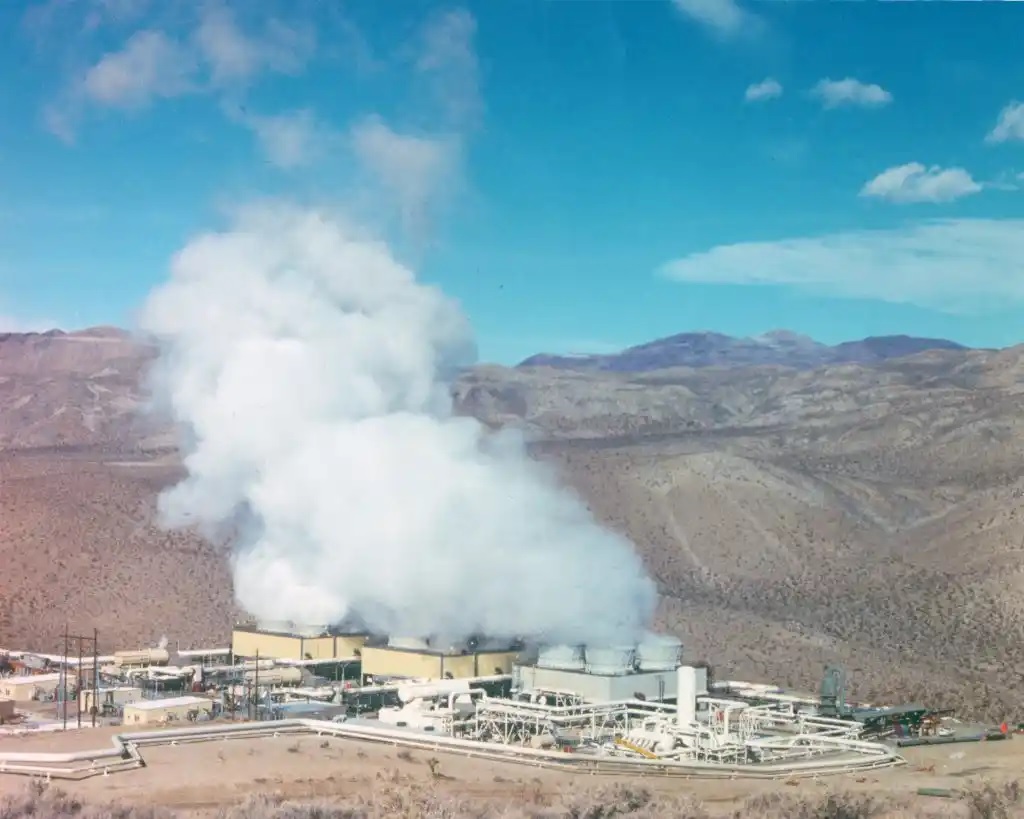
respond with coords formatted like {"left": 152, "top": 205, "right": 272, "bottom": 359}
{"left": 387, "top": 636, "right": 431, "bottom": 651}
{"left": 636, "top": 633, "right": 682, "bottom": 671}
{"left": 243, "top": 666, "right": 303, "bottom": 686}
{"left": 537, "top": 644, "right": 586, "bottom": 671}
{"left": 257, "top": 620, "right": 292, "bottom": 633}
{"left": 112, "top": 648, "right": 170, "bottom": 667}
{"left": 293, "top": 624, "right": 328, "bottom": 638}
{"left": 584, "top": 645, "right": 636, "bottom": 675}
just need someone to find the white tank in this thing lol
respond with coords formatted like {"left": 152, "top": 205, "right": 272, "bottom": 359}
{"left": 636, "top": 634, "right": 683, "bottom": 671}
{"left": 537, "top": 644, "right": 585, "bottom": 671}
{"left": 112, "top": 648, "right": 170, "bottom": 667}
{"left": 430, "top": 635, "right": 469, "bottom": 653}
{"left": 257, "top": 620, "right": 291, "bottom": 633}
{"left": 293, "top": 624, "right": 328, "bottom": 638}
{"left": 585, "top": 645, "right": 636, "bottom": 675}
{"left": 388, "top": 637, "right": 431, "bottom": 651}
{"left": 397, "top": 679, "right": 471, "bottom": 703}
{"left": 244, "top": 666, "right": 302, "bottom": 686}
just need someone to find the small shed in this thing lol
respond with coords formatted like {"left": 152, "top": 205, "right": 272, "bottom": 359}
{"left": 0, "top": 698, "right": 15, "bottom": 722}
{"left": 122, "top": 695, "right": 216, "bottom": 725}
{"left": 79, "top": 686, "right": 144, "bottom": 714}
{"left": 0, "top": 673, "right": 75, "bottom": 701}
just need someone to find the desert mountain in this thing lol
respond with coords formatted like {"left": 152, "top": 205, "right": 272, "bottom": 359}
{"left": 2, "top": 327, "right": 1024, "bottom": 722}
{"left": 518, "top": 330, "right": 970, "bottom": 372}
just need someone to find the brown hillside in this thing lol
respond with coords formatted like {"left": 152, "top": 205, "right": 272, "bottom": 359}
{"left": 2, "top": 329, "right": 1024, "bottom": 721}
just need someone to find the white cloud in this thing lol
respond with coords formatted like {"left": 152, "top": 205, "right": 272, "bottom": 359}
{"left": 350, "top": 116, "right": 460, "bottom": 235}
{"left": 46, "top": 5, "right": 315, "bottom": 139}
{"left": 860, "top": 163, "right": 982, "bottom": 204}
{"left": 745, "top": 78, "right": 782, "bottom": 103}
{"left": 671, "top": 0, "right": 760, "bottom": 38}
{"left": 82, "top": 29, "right": 198, "bottom": 109}
{"left": 241, "top": 109, "right": 335, "bottom": 169}
{"left": 195, "top": 7, "right": 314, "bottom": 89}
{"left": 810, "top": 78, "right": 893, "bottom": 109}
{"left": 658, "top": 219, "right": 1024, "bottom": 313}
{"left": 986, "top": 101, "right": 1024, "bottom": 144}
{"left": 414, "top": 8, "right": 481, "bottom": 129}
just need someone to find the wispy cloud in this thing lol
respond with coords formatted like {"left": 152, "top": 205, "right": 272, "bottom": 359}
{"left": 986, "top": 100, "right": 1024, "bottom": 144}
{"left": 658, "top": 219, "right": 1024, "bottom": 313}
{"left": 671, "top": 0, "right": 761, "bottom": 39}
{"left": 860, "top": 163, "right": 982, "bottom": 204}
{"left": 82, "top": 29, "right": 198, "bottom": 109}
{"left": 413, "top": 8, "right": 481, "bottom": 130}
{"left": 239, "top": 108, "right": 337, "bottom": 169}
{"left": 810, "top": 78, "right": 893, "bottom": 109}
{"left": 744, "top": 78, "right": 782, "bottom": 103}
{"left": 350, "top": 116, "right": 460, "bottom": 238}
{"left": 44, "top": 5, "right": 315, "bottom": 140}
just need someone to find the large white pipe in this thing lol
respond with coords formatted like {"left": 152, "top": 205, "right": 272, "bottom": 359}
{"left": 677, "top": 665, "right": 697, "bottom": 727}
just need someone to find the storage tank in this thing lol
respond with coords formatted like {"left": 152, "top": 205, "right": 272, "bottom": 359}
{"left": 113, "top": 648, "right": 170, "bottom": 668}
{"left": 537, "top": 644, "right": 585, "bottom": 671}
{"left": 244, "top": 666, "right": 302, "bottom": 686}
{"left": 257, "top": 620, "right": 292, "bottom": 633}
{"left": 388, "top": 637, "right": 431, "bottom": 651}
{"left": 293, "top": 624, "right": 328, "bottom": 638}
{"left": 585, "top": 645, "right": 636, "bottom": 675}
{"left": 636, "top": 634, "right": 683, "bottom": 671}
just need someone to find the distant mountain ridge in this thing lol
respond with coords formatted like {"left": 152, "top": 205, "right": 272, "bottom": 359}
{"left": 518, "top": 330, "right": 972, "bottom": 372}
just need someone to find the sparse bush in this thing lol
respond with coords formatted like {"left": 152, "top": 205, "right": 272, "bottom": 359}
{"left": 3, "top": 780, "right": 1023, "bottom": 819}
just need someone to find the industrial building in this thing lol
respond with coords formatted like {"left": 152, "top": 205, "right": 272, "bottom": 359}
{"left": 122, "top": 695, "right": 217, "bottom": 725}
{"left": 79, "top": 686, "right": 144, "bottom": 715}
{"left": 514, "top": 639, "right": 697, "bottom": 703}
{"left": 0, "top": 673, "right": 75, "bottom": 701}
{"left": 360, "top": 636, "right": 520, "bottom": 681}
{"left": 231, "top": 622, "right": 367, "bottom": 662}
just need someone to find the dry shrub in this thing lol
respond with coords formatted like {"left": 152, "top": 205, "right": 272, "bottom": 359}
{"left": 2, "top": 778, "right": 1024, "bottom": 819}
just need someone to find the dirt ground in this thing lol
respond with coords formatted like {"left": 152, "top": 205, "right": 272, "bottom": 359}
{"left": 0, "top": 725, "right": 1021, "bottom": 815}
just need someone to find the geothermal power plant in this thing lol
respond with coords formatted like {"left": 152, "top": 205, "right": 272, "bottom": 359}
{"left": 2, "top": 616, "right": 977, "bottom": 781}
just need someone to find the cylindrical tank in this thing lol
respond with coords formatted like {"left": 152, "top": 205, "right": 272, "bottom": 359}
{"left": 430, "top": 635, "right": 469, "bottom": 653}
{"left": 388, "top": 637, "right": 431, "bottom": 651}
{"left": 257, "top": 620, "right": 291, "bottom": 633}
{"left": 397, "top": 679, "right": 471, "bottom": 703}
{"left": 113, "top": 648, "right": 170, "bottom": 667}
{"left": 636, "top": 634, "right": 683, "bottom": 671}
{"left": 244, "top": 666, "right": 302, "bottom": 686}
{"left": 537, "top": 644, "right": 585, "bottom": 671}
{"left": 293, "top": 624, "right": 328, "bottom": 638}
{"left": 585, "top": 645, "right": 636, "bottom": 675}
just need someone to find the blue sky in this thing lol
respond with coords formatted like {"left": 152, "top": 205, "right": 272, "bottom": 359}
{"left": 2, "top": 0, "right": 1024, "bottom": 363}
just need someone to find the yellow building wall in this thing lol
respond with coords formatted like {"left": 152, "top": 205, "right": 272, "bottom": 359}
{"left": 232, "top": 630, "right": 369, "bottom": 661}
{"left": 360, "top": 648, "right": 519, "bottom": 680}
{"left": 0, "top": 676, "right": 76, "bottom": 700}
{"left": 123, "top": 700, "right": 214, "bottom": 726}
{"left": 361, "top": 647, "right": 441, "bottom": 679}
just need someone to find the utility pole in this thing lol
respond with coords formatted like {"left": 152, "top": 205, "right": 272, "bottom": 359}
{"left": 61, "top": 626, "right": 100, "bottom": 731}
{"left": 62, "top": 625, "right": 69, "bottom": 731}
{"left": 253, "top": 649, "right": 259, "bottom": 722}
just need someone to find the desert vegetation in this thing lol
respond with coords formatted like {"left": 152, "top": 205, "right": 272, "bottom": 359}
{"left": 3, "top": 780, "right": 1024, "bottom": 818}
{"left": 4, "top": 331, "right": 1024, "bottom": 722}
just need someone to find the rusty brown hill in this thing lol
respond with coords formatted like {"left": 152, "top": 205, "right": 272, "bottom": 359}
{"left": 3, "top": 328, "right": 1024, "bottom": 722}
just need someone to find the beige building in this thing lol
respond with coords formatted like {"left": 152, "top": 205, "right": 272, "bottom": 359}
{"left": 231, "top": 625, "right": 367, "bottom": 661}
{"left": 79, "top": 686, "right": 144, "bottom": 715}
{"left": 122, "top": 695, "right": 216, "bottom": 726}
{"left": 360, "top": 645, "right": 519, "bottom": 681}
{"left": 0, "top": 673, "right": 76, "bottom": 701}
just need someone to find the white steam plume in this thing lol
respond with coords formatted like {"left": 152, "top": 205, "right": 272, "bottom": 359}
{"left": 140, "top": 203, "right": 658, "bottom": 645}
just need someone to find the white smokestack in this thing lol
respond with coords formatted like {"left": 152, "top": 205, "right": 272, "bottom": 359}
{"left": 139, "top": 203, "right": 657, "bottom": 646}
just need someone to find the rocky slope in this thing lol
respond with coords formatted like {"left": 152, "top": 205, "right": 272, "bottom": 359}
{"left": 518, "top": 330, "right": 970, "bottom": 372}
{"left": 2, "top": 328, "right": 1024, "bottom": 721}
